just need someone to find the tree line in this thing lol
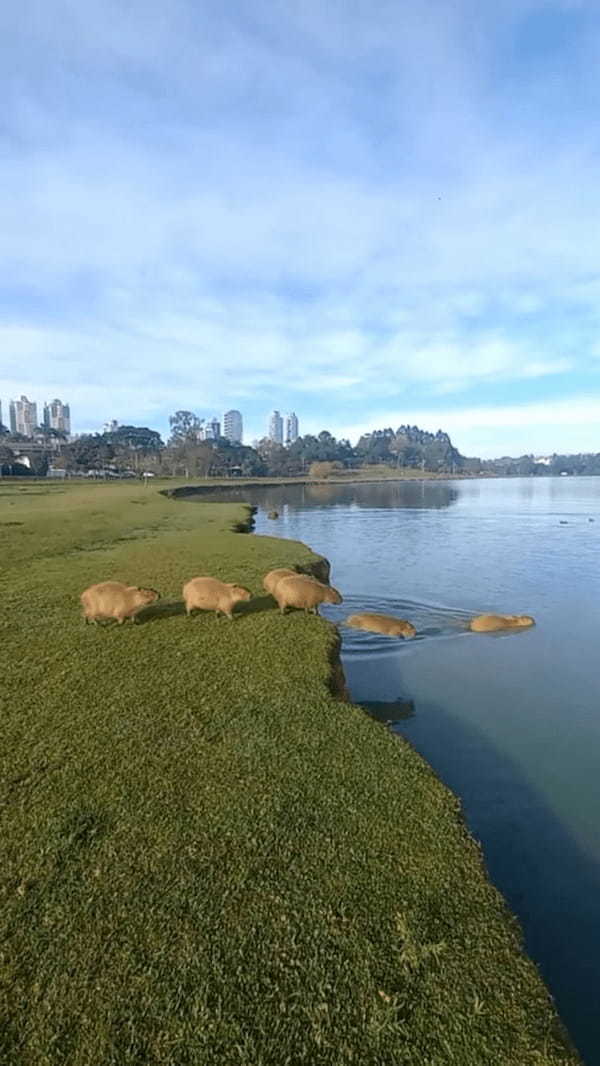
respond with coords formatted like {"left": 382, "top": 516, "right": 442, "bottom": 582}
{"left": 1, "top": 410, "right": 599, "bottom": 478}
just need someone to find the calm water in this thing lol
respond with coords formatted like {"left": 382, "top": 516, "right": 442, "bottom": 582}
{"left": 202, "top": 477, "right": 600, "bottom": 1061}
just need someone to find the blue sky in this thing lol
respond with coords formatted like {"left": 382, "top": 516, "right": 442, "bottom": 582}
{"left": 2, "top": 0, "right": 600, "bottom": 456}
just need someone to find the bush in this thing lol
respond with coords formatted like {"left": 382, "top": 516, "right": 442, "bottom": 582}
{"left": 308, "top": 461, "right": 344, "bottom": 479}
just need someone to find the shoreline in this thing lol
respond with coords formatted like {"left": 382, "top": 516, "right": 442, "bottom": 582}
{"left": 161, "top": 472, "right": 483, "bottom": 498}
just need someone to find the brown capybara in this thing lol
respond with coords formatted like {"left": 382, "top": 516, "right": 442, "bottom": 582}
{"left": 182, "top": 577, "right": 251, "bottom": 620}
{"left": 262, "top": 568, "right": 298, "bottom": 597}
{"left": 469, "top": 613, "right": 535, "bottom": 633}
{"left": 274, "top": 574, "right": 342, "bottom": 615}
{"left": 80, "top": 581, "right": 159, "bottom": 624}
{"left": 346, "top": 612, "right": 416, "bottom": 639}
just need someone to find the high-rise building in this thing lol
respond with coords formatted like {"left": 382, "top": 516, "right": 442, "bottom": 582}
{"left": 204, "top": 417, "right": 221, "bottom": 440}
{"left": 223, "top": 410, "right": 243, "bottom": 443}
{"left": 285, "top": 412, "right": 299, "bottom": 445}
{"left": 268, "top": 410, "right": 283, "bottom": 444}
{"left": 43, "top": 398, "right": 71, "bottom": 436}
{"left": 9, "top": 396, "right": 38, "bottom": 437}
{"left": 104, "top": 420, "right": 119, "bottom": 434}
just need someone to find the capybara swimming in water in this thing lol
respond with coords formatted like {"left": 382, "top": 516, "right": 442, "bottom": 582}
{"left": 346, "top": 612, "right": 416, "bottom": 639}
{"left": 469, "top": 614, "right": 535, "bottom": 633}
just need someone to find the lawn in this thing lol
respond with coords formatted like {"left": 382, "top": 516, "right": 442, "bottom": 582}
{"left": 0, "top": 480, "right": 579, "bottom": 1064}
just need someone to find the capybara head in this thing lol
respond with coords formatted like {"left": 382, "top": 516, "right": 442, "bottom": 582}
{"left": 137, "top": 587, "right": 160, "bottom": 605}
{"left": 324, "top": 585, "right": 343, "bottom": 605}
{"left": 515, "top": 615, "right": 535, "bottom": 628}
{"left": 229, "top": 585, "right": 252, "bottom": 604}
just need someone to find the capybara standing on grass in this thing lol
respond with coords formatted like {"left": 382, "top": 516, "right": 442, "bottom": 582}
{"left": 262, "top": 568, "right": 298, "bottom": 597}
{"left": 346, "top": 612, "right": 416, "bottom": 639}
{"left": 183, "top": 577, "right": 251, "bottom": 620}
{"left": 80, "top": 581, "right": 159, "bottom": 624}
{"left": 469, "top": 613, "right": 535, "bottom": 633}
{"left": 274, "top": 574, "right": 342, "bottom": 615}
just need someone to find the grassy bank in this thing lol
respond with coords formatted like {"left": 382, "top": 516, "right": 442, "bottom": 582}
{"left": 160, "top": 467, "right": 467, "bottom": 497}
{"left": 0, "top": 481, "right": 578, "bottom": 1064}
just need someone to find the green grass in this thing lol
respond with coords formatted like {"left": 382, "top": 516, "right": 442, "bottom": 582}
{"left": 0, "top": 481, "right": 579, "bottom": 1064}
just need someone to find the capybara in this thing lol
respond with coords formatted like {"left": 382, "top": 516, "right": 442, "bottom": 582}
{"left": 80, "top": 581, "right": 159, "bottom": 624}
{"left": 182, "top": 577, "right": 251, "bottom": 620}
{"left": 346, "top": 612, "right": 416, "bottom": 639}
{"left": 267, "top": 510, "right": 279, "bottom": 519}
{"left": 469, "top": 613, "right": 535, "bottom": 633}
{"left": 274, "top": 574, "right": 342, "bottom": 615}
{"left": 262, "top": 568, "right": 298, "bottom": 596}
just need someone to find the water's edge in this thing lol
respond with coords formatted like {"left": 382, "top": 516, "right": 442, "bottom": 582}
{"left": 219, "top": 496, "right": 579, "bottom": 1057}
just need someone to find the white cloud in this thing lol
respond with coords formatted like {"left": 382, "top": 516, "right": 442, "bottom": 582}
{"left": 323, "top": 396, "right": 600, "bottom": 457}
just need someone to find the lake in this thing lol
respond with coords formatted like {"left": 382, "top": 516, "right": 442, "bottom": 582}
{"left": 201, "top": 476, "right": 600, "bottom": 1062}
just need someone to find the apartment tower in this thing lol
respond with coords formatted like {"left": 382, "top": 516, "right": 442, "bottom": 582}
{"left": 268, "top": 410, "right": 283, "bottom": 444}
{"left": 223, "top": 410, "right": 243, "bottom": 443}
{"left": 9, "top": 396, "right": 38, "bottom": 437}
{"left": 285, "top": 412, "right": 299, "bottom": 445}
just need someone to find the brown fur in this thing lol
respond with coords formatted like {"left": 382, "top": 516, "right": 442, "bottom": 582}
{"left": 182, "top": 576, "right": 251, "bottom": 620}
{"left": 80, "top": 581, "right": 159, "bottom": 624}
{"left": 469, "top": 613, "right": 535, "bottom": 633}
{"left": 274, "top": 574, "right": 343, "bottom": 615}
{"left": 346, "top": 612, "right": 416, "bottom": 639}
{"left": 262, "top": 568, "right": 298, "bottom": 596}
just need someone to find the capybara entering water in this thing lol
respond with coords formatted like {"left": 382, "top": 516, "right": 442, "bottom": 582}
{"left": 274, "top": 574, "right": 342, "bottom": 615}
{"left": 262, "top": 568, "right": 298, "bottom": 596}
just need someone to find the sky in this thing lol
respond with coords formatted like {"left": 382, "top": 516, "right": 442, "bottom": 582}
{"left": 2, "top": 0, "right": 600, "bottom": 457}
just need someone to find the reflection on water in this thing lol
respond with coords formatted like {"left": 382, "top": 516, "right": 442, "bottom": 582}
{"left": 360, "top": 698, "right": 416, "bottom": 723}
{"left": 193, "top": 476, "right": 600, "bottom": 1063}
{"left": 194, "top": 478, "right": 459, "bottom": 511}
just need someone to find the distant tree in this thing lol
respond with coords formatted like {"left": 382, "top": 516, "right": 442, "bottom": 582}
{"left": 106, "top": 425, "right": 164, "bottom": 471}
{"left": 168, "top": 411, "right": 202, "bottom": 444}
{"left": 108, "top": 425, "right": 163, "bottom": 452}
{"left": 62, "top": 434, "right": 115, "bottom": 471}
{"left": 355, "top": 429, "right": 395, "bottom": 464}
{"left": 0, "top": 423, "right": 9, "bottom": 437}
{"left": 0, "top": 443, "right": 15, "bottom": 474}
{"left": 29, "top": 452, "right": 49, "bottom": 477}
{"left": 256, "top": 439, "right": 297, "bottom": 476}
{"left": 36, "top": 425, "right": 68, "bottom": 442}
{"left": 209, "top": 439, "right": 266, "bottom": 477}
{"left": 308, "top": 461, "right": 344, "bottom": 479}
